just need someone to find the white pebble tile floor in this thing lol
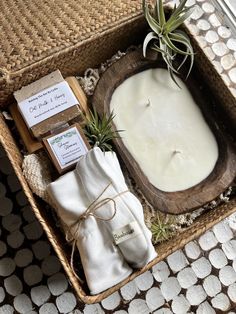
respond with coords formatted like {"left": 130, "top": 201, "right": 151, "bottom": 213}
{"left": 1, "top": 0, "right": 236, "bottom": 312}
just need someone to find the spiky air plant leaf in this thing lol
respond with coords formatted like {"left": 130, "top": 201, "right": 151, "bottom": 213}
{"left": 83, "top": 108, "right": 122, "bottom": 152}
{"left": 151, "top": 214, "right": 174, "bottom": 244}
{"left": 143, "top": 0, "right": 195, "bottom": 86}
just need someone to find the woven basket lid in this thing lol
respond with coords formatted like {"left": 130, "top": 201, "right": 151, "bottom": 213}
{"left": 0, "top": 0, "right": 143, "bottom": 106}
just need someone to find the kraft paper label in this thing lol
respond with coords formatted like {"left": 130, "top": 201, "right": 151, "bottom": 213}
{"left": 18, "top": 81, "right": 78, "bottom": 128}
{"left": 46, "top": 126, "right": 88, "bottom": 169}
{"left": 112, "top": 221, "right": 142, "bottom": 245}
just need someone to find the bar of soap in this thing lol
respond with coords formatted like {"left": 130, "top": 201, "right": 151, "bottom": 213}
{"left": 11, "top": 74, "right": 89, "bottom": 152}
{"left": 14, "top": 70, "right": 85, "bottom": 139}
{"left": 31, "top": 105, "right": 80, "bottom": 139}
{"left": 43, "top": 123, "right": 90, "bottom": 173}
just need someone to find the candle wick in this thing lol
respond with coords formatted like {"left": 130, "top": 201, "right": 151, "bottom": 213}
{"left": 146, "top": 99, "right": 151, "bottom": 107}
{"left": 172, "top": 149, "right": 181, "bottom": 155}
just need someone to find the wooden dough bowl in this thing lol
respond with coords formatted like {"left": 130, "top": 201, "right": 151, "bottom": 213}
{"left": 93, "top": 49, "right": 236, "bottom": 214}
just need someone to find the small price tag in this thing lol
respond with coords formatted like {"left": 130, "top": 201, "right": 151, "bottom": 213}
{"left": 112, "top": 221, "right": 142, "bottom": 245}
{"left": 18, "top": 81, "right": 78, "bottom": 128}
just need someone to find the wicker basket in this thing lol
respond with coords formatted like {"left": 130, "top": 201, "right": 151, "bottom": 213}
{"left": 0, "top": 0, "right": 236, "bottom": 304}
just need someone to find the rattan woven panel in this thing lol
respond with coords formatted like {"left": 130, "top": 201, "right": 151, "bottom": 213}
{"left": 0, "top": 0, "right": 141, "bottom": 71}
{"left": 0, "top": 0, "right": 143, "bottom": 106}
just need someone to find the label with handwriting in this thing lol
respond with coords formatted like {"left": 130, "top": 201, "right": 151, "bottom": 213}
{"left": 18, "top": 81, "right": 78, "bottom": 127}
{"left": 47, "top": 126, "right": 88, "bottom": 169}
{"left": 112, "top": 221, "right": 142, "bottom": 245}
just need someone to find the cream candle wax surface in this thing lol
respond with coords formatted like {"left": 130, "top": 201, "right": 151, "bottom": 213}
{"left": 110, "top": 68, "right": 219, "bottom": 192}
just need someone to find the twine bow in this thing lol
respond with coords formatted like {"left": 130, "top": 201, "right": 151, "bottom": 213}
{"left": 65, "top": 182, "right": 129, "bottom": 282}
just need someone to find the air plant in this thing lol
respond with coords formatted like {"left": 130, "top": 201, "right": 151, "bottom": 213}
{"left": 84, "top": 108, "right": 121, "bottom": 152}
{"left": 143, "top": 0, "right": 195, "bottom": 86}
{"left": 151, "top": 214, "right": 174, "bottom": 244}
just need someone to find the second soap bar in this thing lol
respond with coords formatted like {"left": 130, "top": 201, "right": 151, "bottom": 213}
{"left": 43, "top": 123, "right": 90, "bottom": 173}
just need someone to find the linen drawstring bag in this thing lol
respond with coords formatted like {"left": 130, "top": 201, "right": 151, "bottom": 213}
{"left": 75, "top": 147, "right": 157, "bottom": 267}
{"left": 47, "top": 147, "right": 157, "bottom": 294}
{"left": 47, "top": 169, "right": 132, "bottom": 295}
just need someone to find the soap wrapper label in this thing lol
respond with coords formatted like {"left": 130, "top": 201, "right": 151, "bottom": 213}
{"left": 46, "top": 126, "right": 88, "bottom": 169}
{"left": 18, "top": 81, "right": 78, "bottom": 128}
{"left": 113, "top": 221, "right": 142, "bottom": 245}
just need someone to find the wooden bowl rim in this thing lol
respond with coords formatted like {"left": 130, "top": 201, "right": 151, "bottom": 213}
{"left": 92, "top": 49, "right": 236, "bottom": 214}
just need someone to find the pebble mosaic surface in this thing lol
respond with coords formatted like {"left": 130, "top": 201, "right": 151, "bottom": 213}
{"left": 1, "top": 0, "right": 236, "bottom": 313}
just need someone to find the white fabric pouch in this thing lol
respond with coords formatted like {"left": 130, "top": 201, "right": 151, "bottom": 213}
{"left": 47, "top": 147, "right": 157, "bottom": 294}
{"left": 76, "top": 148, "right": 157, "bottom": 267}
{"left": 47, "top": 169, "right": 132, "bottom": 295}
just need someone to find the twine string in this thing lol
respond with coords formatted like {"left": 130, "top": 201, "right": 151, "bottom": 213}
{"left": 65, "top": 182, "right": 129, "bottom": 283}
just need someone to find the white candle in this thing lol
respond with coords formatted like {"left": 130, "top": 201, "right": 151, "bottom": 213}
{"left": 110, "top": 68, "right": 219, "bottom": 192}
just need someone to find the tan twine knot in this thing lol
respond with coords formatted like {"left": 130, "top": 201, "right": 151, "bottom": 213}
{"left": 65, "top": 182, "right": 129, "bottom": 283}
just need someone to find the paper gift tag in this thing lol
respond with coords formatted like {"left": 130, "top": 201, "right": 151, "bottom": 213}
{"left": 112, "top": 221, "right": 142, "bottom": 245}
{"left": 17, "top": 81, "right": 78, "bottom": 128}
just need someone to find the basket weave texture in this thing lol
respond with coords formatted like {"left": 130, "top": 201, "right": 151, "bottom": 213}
{"left": 0, "top": 0, "right": 236, "bottom": 304}
{"left": 0, "top": 0, "right": 143, "bottom": 105}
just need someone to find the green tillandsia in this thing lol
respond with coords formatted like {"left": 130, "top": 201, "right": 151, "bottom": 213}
{"left": 142, "top": 0, "right": 195, "bottom": 87}
{"left": 83, "top": 108, "right": 122, "bottom": 152}
{"left": 151, "top": 214, "right": 174, "bottom": 244}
